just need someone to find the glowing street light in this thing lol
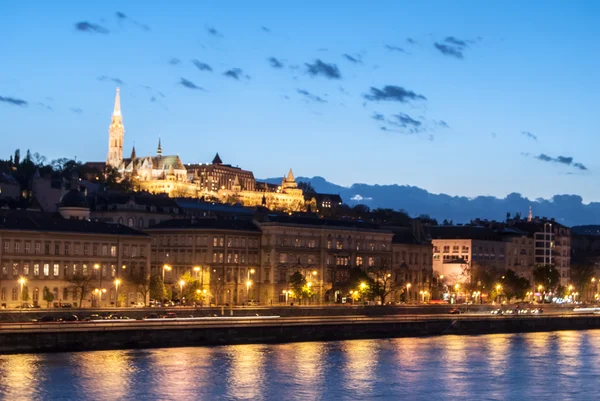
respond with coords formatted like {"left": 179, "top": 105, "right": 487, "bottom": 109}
{"left": 114, "top": 278, "right": 121, "bottom": 307}
{"left": 18, "top": 277, "right": 26, "bottom": 302}
{"left": 193, "top": 266, "right": 201, "bottom": 279}
{"left": 162, "top": 264, "right": 171, "bottom": 282}
{"left": 179, "top": 279, "right": 185, "bottom": 301}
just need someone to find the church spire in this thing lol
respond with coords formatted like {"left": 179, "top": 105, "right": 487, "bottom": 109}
{"left": 286, "top": 168, "right": 295, "bottom": 182}
{"left": 113, "top": 87, "right": 122, "bottom": 117}
{"left": 157, "top": 137, "right": 162, "bottom": 157}
{"left": 106, "top": 87, "right": 124, "bottom": 168}
{"left": 528, "top": 205, "right": 533, "bottom": 222}
{"left": 130, "top": 144, "right": 136, "bottom": 159}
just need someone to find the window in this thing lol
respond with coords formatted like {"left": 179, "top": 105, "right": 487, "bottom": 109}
{"left": 53, "top": 264, "right": 59, "bottom": 277}
{"left": 14, "top": 242, "right": 20, "bottom": 254}
{"left": 54, "top": 243, "right": 60, "bottom": 255}
{"left": 241, "top": 238, "right": 246, "bottom": 247}
{"left": 93, "top": 244, "right": 98, "bottom": 256}
{"left": 72, "top": 264, "right": 78, "bottom": 275}
{"left": 0, "top": 287, "right": 5, "bottom": 301}
{"left": 327, "top": 240, "right": 332, "bottom": 249}
{"left": 227, "top": 253, "right": 232, "bottom": 264}
{"left": 43, "top": 264, "right": 50, "bottom": 277}
{"left": 25, "top": 242, "right": 31, "bottom": 254}
{"left": 12, "top": 263, "right": 19, "bottom": 277}
{"left": 213, "top": 252, "right": 218, "bottom": 263}
{"left": 336, "top": 257, "right": 349, "bottom": 266}
{"left": 33, "top": 264, "right": 40, "bottom": 277}
{"left": 356, "top": 256, "right": 363, "bottom": 266}
{"left": 111, "top": 265, "right": 116, "bottom": 277}
{"left": 64, "top": 243, "right": 70, "bottom": 256}
{"left": 3, "top": 241, "right": 9, "bottom": 253}
{"left": 279, "top": 253, "right": 288, "bottom": 263}
{"left": 241, "top": 253, "right": 246, "bottom": 264}
{"left": 83, "top": 244, "right": 89, "bottom": 256}
{"left": 23, "top": 263, "right": 29, "bottom": 276}
{"left": 131, "top": 246, "right": 138, "bottom": 257}
{"left": 369, "top": 243, "right": 375, "bottom": 251}
{"left": 308, "top": 239, "right": 316, "bottom": 248}
{"left": 295, "top": 238, "right": 301, "bottom": 248}
{"left": 213, "top": 237, "right": 218, "bottom": 247}
{"left": 308, "top": 255, "right": 316, "bottom": 264}
{"left": 227, "top": 238, "right": 233, "bottom": 247}
{"left": 452, "top": 246, "right": 459, "bottom": 253}
{"left": 443, "top": 246, "right": 449, "bottom": 253}
{"left": 35, "top": 242, "right": 41, "bottom": 254}
{"left": 83, "top": 264, "right": 88, "bottom": 275}
{"left": 127, "top": 217, "right": 135, "bottom": 227}
{"left": 102, "top": 245, "right": 108, "bottom": 256}
{"left": 233, "top": 252, "right": 239, "bottom": 264}
{"left": 111, "top": 245, "right": 117, "bottom": 257}
{"left": 336, "top": 241, "right": 343, "bottom": 250}
{"left": 45, "top": 242, "right": 50, "bottom": 255}
{"left": 12, "top": 287, "right": 18, "bottom": 301}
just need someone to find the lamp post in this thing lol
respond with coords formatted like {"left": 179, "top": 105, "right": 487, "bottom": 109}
{"left": 496, "top": 284, "right": 502, "bottom": 304}
{"left": 114, "top": 278, "right": 121, "bottom": 307}
{"left": 18, "top": 277, "right": 26, "bottom": 304}
{"left": 179, "top": 279, "right": 185, "bottom": 304}
{"left": 94, "top": 263, "right": 102, "bottom": 292}
{"left": 193, "top": 266, "right": 201, "bottom": 279}
{"left": 282, "top": 290, "right": 289, "bottom": 305}
{"left": 406, "top": 282, "right": 411, "bottom": 303}
{"left": 162, "top": 264, "right": 171, "bottom": 282}
{"left": 246, "top": 268, "right": 255, "bottom": 301}
{"left": 454, "top": 283, "right": 460, "bottom": 304}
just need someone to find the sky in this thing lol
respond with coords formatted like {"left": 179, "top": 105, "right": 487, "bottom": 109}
{"left": 1, "top": 0, "right": 599, "bottom": 202}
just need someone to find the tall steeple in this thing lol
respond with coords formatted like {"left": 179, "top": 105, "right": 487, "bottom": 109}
{"left": 106, "top": 87, "right": 124, "bottom": 168}
{"left": 157, "top": 137, "right": 162, "bottom": 157}
{"left": 130, "top": 144, "right": 136, "bottom": 159}
{"left": 528, "top": 205, "right": 533, "bottom": 222}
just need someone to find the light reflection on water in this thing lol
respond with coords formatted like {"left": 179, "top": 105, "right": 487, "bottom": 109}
{"left": 2, "top": 330, "right": 600, "bottom": 400}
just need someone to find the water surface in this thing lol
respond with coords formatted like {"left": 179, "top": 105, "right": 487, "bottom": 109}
{"left": 1, "top": 330, "right": 598, "bottom": 400}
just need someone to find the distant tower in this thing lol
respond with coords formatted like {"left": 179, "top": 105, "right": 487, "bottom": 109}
{"left": 528, "top": 206, "right": 533, "bottom": 222}
{"left": 281, "top": 168, "right": 297, "bottom": 190}
{"left": 106, "top": 87, "right": 124, "bottom": 168}
{"left": 157, "top": 137, "right": 162, "bottom": 157}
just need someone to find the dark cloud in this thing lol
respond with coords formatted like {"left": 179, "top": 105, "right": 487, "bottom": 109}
{"left": 179, "top": 78, "right": 204, "bottom": 90}
{"left": 169, "top": 58, "right": 181, "bottom": 65}
{"left": 223, "top": 68, "right": 250, "bottom": 80}
{"left": 268, "top": 57, "right": 284, "bottom": 69}
{"left": 192, "top": 60, "right": 212, "bottom": 72}
{"left": 445, "top": 36, "right": 468, "bottom": 47}
{"left": 35, "top": 102, "right": 53, "bottom": 111}
{"left": 532, "top": 153, "right": 588, "bottom": 171}
{"left": 297, "top": 89, "right": 327, "bottom": 103}
{"left": 261, "top": 26, "right": 270, "bottom": 33}
{"left": 343, "top": 54, "right": 362, "bottom": 64}
{"left": 364, "top": 85, "right": 426, "bottom": 103}
{"left": 206, "top": 26, "right": 223, "bottom": 37}
{"left": 392, "top": 113, "right": 422, "bottom": 129}
{"left": 435, "top": 120, "right": 450, "bottom": 128}
{"left": 75, "top": 21, "right": 109, "bottom": 34}
{"left": 115, "top": 11, "right": 151, "bottom": 31}
{"left": 491, "top": 132, "right": 497, "bottom": 139}
{"left": 521, "top": 131, "right": 538, "bottom": 141}
{"left": 0, "top": 95, "right": 28, "bottom": 107}
{"left": 434, "top": 36, "right": 472, "bottom": 59}
{"left": 305, "top": 59, "right": 341, "bottom": 79}
{"left": 428, "top": 135, "right": 435, "bottom": 141}
{"left": 371, "top": 112, "right": 385, "bottom": 121}
{"left": 406, "top": 38, "right": 417, "bottom": 44}
{"left": 70, "top": 107, "right": 83, "bottom": 115}
{"left": 98, "top": 76, "right": 124, "bottom": 85}
{"left": 434, "top": 43, "right": 463, "bottom": 59}
{"left": 384, "top": 45, "right": 406, "bottom": 53}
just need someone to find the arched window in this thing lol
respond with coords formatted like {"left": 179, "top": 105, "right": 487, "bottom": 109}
{"left": 33, "top": 287, "right": 39, "bottom": 301}
{"left": 138, "top": 218, "right": 144, "bottom": 229}
{"left": 117, "top": 217, "right": 124, "bottom": 225}
{"left": 53, "top": 287, "right": 59, "bottom": 301}
{"left": 63, "top": 288, "right": 69, "bottom": 301}
{"left": 127, "top": 217, "right": 135, "bottom": 227}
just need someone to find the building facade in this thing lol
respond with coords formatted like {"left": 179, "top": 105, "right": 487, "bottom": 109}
{"left": 0, "top": 209, "right": 150, "bottom": 309}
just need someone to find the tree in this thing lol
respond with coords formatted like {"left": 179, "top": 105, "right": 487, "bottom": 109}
{"left": 501, "top": 269, "right": 530, "bottom": 301}
{"left": 368, "top": 264, "right": 396, "bottom": 303}
{"left": 128, "top": 274, "right": 152, "bottom": 306}
{"left": 178, "top": 271, "right": 201, "bottom": 304}
{"left": 297, "top": 181, "right": 316, "bottom": 194}
{"left": 43, "top": 286, "right": 55, "bottom": 308}
{"left": 288, "top": 271, "right": 313, "bottom": 302}
{"left": 149, "top": 275, "right": 166, "bottom": 302}
{"left": 532, "top": 264, "right": 561, "bottom": 292}
{"left": 22, "top": 285, "right": 29, "bottom": 302}
{"left": 68, "top": 273, "right": 93, "bottom": 308}
{"left": 570, "top": 263, "right": 595, "bottom": 296}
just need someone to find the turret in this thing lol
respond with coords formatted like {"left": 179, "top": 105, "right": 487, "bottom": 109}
{"left": 106, "top": 87, "right": 124, "bottom": 168}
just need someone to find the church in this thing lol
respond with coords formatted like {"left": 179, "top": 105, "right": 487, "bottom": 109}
{"left": 103, "top": 88, "right": 309, "bottom": 212}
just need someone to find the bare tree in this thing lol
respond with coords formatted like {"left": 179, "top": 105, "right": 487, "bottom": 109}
{"left": 67, "top": 273, "right": 94, "bottom": 308}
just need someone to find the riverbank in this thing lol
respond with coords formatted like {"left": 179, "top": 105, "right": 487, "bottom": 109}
{"left": 1, "top": 313, "right": 599, "bottom": 354}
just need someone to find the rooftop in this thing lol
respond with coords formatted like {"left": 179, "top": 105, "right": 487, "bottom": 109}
{"left": 147, "top": 218, "right": 260, "bottom": 231}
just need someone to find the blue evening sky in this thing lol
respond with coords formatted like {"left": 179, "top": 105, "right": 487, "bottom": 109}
{"left": 1, "top": 1, "right": 598, "bottom": 201}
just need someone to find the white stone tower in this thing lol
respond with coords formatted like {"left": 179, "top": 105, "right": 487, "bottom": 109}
{"left": 106, "top": 87, "right": 124, "bottom": 168}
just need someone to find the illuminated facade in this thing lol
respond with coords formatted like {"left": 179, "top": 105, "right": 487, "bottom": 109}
{"left": 103, "top": 88, "right": 307, "bottom": 212}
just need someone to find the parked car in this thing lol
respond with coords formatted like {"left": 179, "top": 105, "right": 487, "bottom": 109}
{"left": 130, "top": 302, "right": 145, "bottom": 308}
{"left": 448, "top": 308, "right": 462, "bottom": 315}
{"left": 17, "top": 303, "right": 35, "bottom": 309}
{"left": 85, "top": 314, "right": 104, "bottom": 321}
{"left": 144, "top": 313, "right": 159, "bottom": 319}
{"left": 161, "top": 312, "right": 177, "bottom": 319}
{"left": 490, "top": 309, "right": 503, "bottom": 315}
{"left": 38, "top": 315, "right": 56, "bottom": 322}
{"left": 243, "top": 300, "right": 260, "bottom": 306}
{"left": 60, "top": 315, "right": 79, "bottom": 322}
{"left": 531, "top": 308, "right": 544, "bottom": 314}
{"left": 61, "top": 303, "right": 73, "bottom": 308}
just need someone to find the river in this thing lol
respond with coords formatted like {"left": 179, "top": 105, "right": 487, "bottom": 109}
{"left": 1, "top": 330, "right": 598, "bottom": 400}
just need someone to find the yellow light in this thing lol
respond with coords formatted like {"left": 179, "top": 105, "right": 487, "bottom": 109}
{"left": 568, "top": 285, "right": 574, "bottom": 291}
{"left": 592, "top": 278, "right": 597, "bottom": 283}
{"left": 193, "top": 266, "right": 201, "bottom": 272}
{"left": 203, "top": 289, "right": 207, "bottom": 293}
{"left": 93, "top": 264, "right": 100, "bottom": 269}
{"left": 179, "top": 280, "right": 185, "bottom": 286}
{"left": 454, "top": 283, "right": 460, "bottom": 290}
{"left": 538, "top": 285, "right": 543, "bottom": 291}
{"left": 407, "top": 283, "right": 412, "bottom": 289}
{"left": 250, "top": 268, "right": 256, "bottom": 274}
{"left": 496, "top": 284, "right": 502, "bottom": 291}
{"left": 164, "top": 264, "right": 171, "bottom": 271}
{"left": 18, "top": 277, "right": 26, "bottom": 285}
{"left": 360, "top": 282, "right": 367, "bottom": 290}
{"left": 440, "top": 275, "right": 444, "bottom": 279}
{"left": 196, "top": 289, "right": 201, "bottom": 294}
{"left": 246, "top": 280, "right": 252, "bottom": 287}
{"left": 307, "top": 282, "right": 312, "bottom": 288}
{"left": 114, "top": 278, "right": 121, "bottom": 286}
{"left": 312, "top": 270, "right": 318, "bottom": 276}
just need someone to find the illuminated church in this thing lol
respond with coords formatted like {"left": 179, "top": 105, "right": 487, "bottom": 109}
{"left": 104, "top": 88, "right": 309, "bottom": 212}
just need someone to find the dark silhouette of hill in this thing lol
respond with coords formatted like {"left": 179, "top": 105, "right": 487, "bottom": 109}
{"left": 262, "top": 176, "right": 599, "bottom": 227}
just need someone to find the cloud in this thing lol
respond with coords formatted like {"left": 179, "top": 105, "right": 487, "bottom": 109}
{"left": 223, "top": 68, "right": 250, "bottom": 80}
{"left": 0, "top": 95, "right": 28, "bottom": 107}
{"left": 206, "top": 26, "right": 223, "bottom": 37}
{"left": 406, "top": 38, "right": 417, "bottom": 44}
{"left": 434, "top": 36, "right": 472, "bottom": 59}
{"left": 491, "top": 132, "right": 497, "bottom": 139}
{"left": 169, "top": 57, "right": 181, "bottom": 65}
{"left": 384, "top": 45, "right": 405, "bottom": 53}
{"left": 75, "top": 21, "right": 109, "bottom": 34}
{"left": 179, "top": 78, "right": 204, "bottom": 90}
{"left": 192, "top": 60, "right": 212, "bottom": 72}
{"left": 70, "top": 107, "right": 83, "bottom": 114}
{"left": 428, "top": 134, "right": 435, "bottom": 141}
{"left": 371, "top": 112, "right": 385, "bottom": 121}
{"left": 98, "top": 76, "right": 124, "bottom": 85}
{"left": 521, "top": 131, "right": 538, "bottom": 141}
{"left": 435, "top": 120, "right": 450, "bottom": 129}
{"left": 351, "top": 194, "right": 372, "bottom": 201}
{"left": 343, "top": 54, "right": 362, "bottom": 64}
{"left": 364, "top": 85, "right": 426, "bottom": 103}
{"left": 305, "top": 59, "right": 341, "bottom": 79}
{"left": 531, "top": 153, "right": 588, "bottom": 171}
{"left": 261, "top": 26, "right": 270, "bottom": 33}
{"left": 268, "top": 57, "right": 284, "bottom": 69}
{"left": 296, "top": 89, "right": 327, "bottom": 103}
{"left": 115, "top": 11, "right": 150, "bottom": 31}
{"left": 392, "top": 113, "right": 422, "bottom": 129}
{"left": 434, "top": 43, "right": 464, "bottom": 59}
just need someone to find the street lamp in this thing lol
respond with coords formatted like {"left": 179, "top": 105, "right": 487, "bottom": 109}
{"left": 114, "top": 278, "right": 121, "bottom": 307}
{"left": 94, "top": 263, "right": 103, "bottom": 290}
{"left": 162, "top": 264, "right": 171, "bottom": 283}
{"left": 18, "top": 277, "right": 26, "bottom": 303}
{"left": 193, "top": 266, "right": 201, "bottom": 279}
{"left": 496, "top": 284, "right": 502, "bottom": 304}
{"left": 406, "top": 283, "right": 412, "bottom": 303}
{"left": 179, "top": 279, "right": 185, "bottom": 303}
